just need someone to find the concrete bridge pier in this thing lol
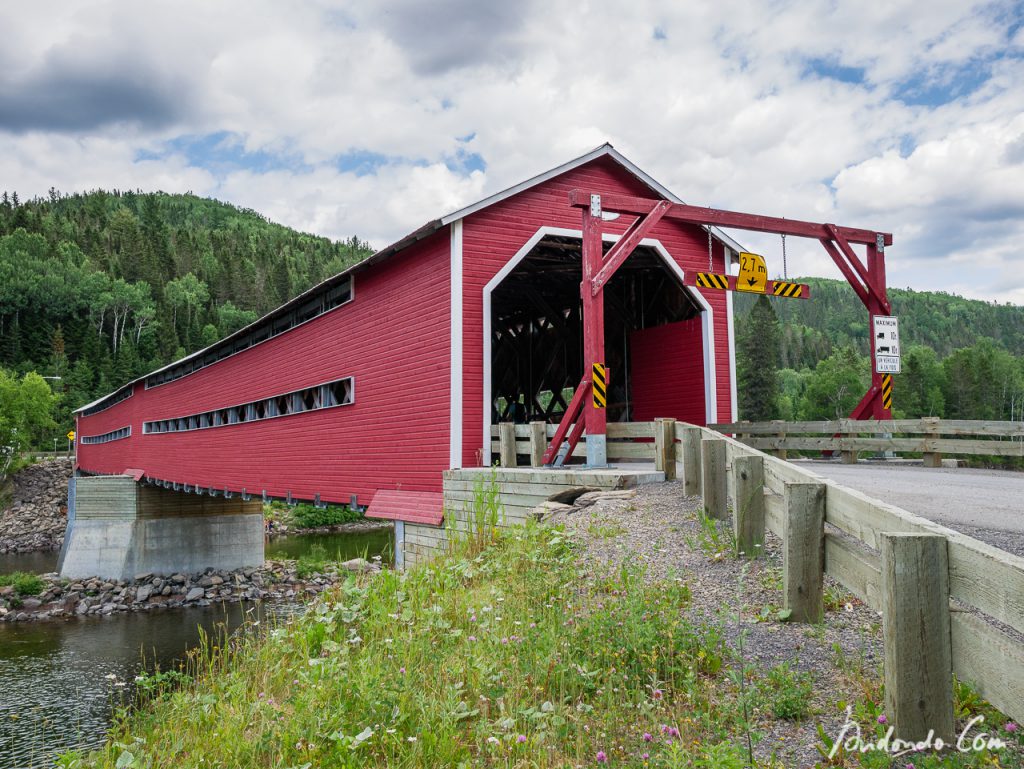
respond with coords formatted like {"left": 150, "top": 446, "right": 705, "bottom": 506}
{"left": 58, "top": 475, "right": 264, "bottom": 581}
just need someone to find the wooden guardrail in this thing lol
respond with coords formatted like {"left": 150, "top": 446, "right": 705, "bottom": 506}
{"left": 710, "top": 418, "right": 1024, "bottom": 465}
{"left": 490, "top": 420, "right": 677, "bottom": 477}
{"left": 678, "top": 422, "right": 1024, "bottom": 739}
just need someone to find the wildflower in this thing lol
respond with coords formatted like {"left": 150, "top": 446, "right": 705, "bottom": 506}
{"left": 468, "top": 635, "right": 477, "bottom": 642}
{"left": 399, "top": 667, "right": 406, "bottom": 674}
{"left": 642, "top": 753, "right": 649, "bottom": 761}
{"left": 407, "top": 736, "right": 417, "bottom": 742}
{"left": 1006, "top": 722, "right": 1018, "bottom": 733}
{"left": 652, "top": 689, "right": 663, "bottom": 700}
{"left": 877, "top": 715, "right": 887, "bottom": 725}
{"left": 596, "top": 750, "right": 608, "bottom": 763}
{"left": 470, "top": 615, "right": 477, "bottom": 622}
{"left": 487, "top": 736, "right": 500, "bottom": 745}
{"left": 643, "top": 732, "right": 653, "bottom": 742}
{"left": 845, "top": 602, "right": 854, "bottom": 613}
{"left": 516, "top": 735, "right": 527, "bottom": 744}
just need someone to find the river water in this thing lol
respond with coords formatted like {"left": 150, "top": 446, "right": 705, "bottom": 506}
{"left": 0, "top": 528, "right": 392, "bottom": 768}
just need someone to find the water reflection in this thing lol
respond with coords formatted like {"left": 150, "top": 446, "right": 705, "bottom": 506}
{"left": 0, "top": 528, "right": 392, "bottom": 768}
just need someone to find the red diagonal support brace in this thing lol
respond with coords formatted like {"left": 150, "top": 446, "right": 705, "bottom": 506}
{"left": 819, "top": 239, "right": 870, "bottom": 306}
{"left": 591, "top": 200, "right": 671, "bottom": 295}
{"left": 542, "top": 378, "right": 592, "bottom": 466}
{"left": 825, "top": 224, "right": 889, "bottom": 311}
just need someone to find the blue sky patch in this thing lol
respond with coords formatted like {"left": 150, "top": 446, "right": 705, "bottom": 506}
{"left": 892, "top": 59, "right": 993, "bottom": 107}
{"left": 445, "top": 146, "right": 486, "bottom": 175}
{"left": 136, "top": 131, "right": 311, "bottom": 174}
{"left": 334, "top": 148, "right": 396, "bottom": 176}
{"left": 803, "top": 56, "right": 867, "bottom": 85}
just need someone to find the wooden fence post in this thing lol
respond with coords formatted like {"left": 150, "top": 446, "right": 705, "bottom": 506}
{"left": 922, "top": 416, "right": 943, "bottom": 468}
{"left": 771, "top": 419, "right": 788, "bottom": 460}
{"left": 681, "top": 426, "right": 702, "bottom": 496}
{"left": 528, "top": 421, "right": 546, "bottom": 467}
{"left": 701, "top": 437, "right": 728, "bottom": 520}
{"left": 880, "top": 533, "right": 954, "bottom": 743}
{"left": 782, "top": 481, "right": 825, "bottom": 622}
{"left": 839, "top": 418, "right": 857, "bottom": 464}
{"left": 498, "top": 423, "right": 518, "bottom": 468}
{"left": 654, "top": 418, "right": 677, "bottom": 480}
{"left": 733, "top": 455, "right": 765, "bottom": 557}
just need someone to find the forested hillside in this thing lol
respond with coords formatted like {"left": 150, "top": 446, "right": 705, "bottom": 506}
{"left": 735, "top": 279, "right": 1024, "bottom": 425}
{"left": 0, "top": 189, "right": 373, "bottom": 433}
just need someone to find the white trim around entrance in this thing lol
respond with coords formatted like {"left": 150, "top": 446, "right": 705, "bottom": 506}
{"left": 450, "top": 220, "right": 464, "bottom": 469}
{"left": 481, "top": 226, "right": 720, "bottom": 465}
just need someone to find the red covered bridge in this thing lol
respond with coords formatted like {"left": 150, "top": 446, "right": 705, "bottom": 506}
{"left": 67, "top": 144, "right": 892, "bottom": 578}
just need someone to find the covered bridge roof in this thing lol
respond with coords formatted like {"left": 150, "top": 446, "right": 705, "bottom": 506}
{"left": 78, "top": 143, "right": 742, "bottom": 415}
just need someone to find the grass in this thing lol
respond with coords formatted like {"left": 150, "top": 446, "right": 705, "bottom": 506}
{"left": 0, "top": 571, "right": 45, "bottom": 596}
{"left": 760, "top": 663, "right": 814, "bottom": 721}
{"left": 64, "top": 519, "right": 809, "bottom": 768}
{"left": 686, "top": 509, "right": 737, "bottom": 560}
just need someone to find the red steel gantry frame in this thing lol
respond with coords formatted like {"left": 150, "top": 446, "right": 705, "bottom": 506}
{"left": 542, "top": 190, "right": 894, "bottom": 467}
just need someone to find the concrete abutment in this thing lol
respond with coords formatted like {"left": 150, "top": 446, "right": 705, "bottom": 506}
{"left": 59, "top": 475, "right": 264, "bottom": 581}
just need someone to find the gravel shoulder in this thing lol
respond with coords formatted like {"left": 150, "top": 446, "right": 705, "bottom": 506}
{"left": 544, "top": 481, "right": 905, "bottom": 767}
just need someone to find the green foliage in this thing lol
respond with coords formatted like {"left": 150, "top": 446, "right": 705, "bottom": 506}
{"left": 290, "top": 503, "right": 362, "bottom": 529}
{"left": 736, "top": 277, "right": 1024, "bottom": 361}
{"left": 737, "top": 294, "right": 781, "bottom": 420}
{"left": 133, "top": 669, "right": 192, "bottom": 698}
{"left": 798, "top": 346, "right": 869, "bottom": 420}
{"left": 736, "top": 277, "right": 1024, "bottom": 422}
{"left": 0, "top": 189, "right": 374, "bottom": 441}
{"left": 0, "top": 571, "right": 46, "bottom": 596}
{"left": 0, "top": 369, "right": 58, "bottom": 470}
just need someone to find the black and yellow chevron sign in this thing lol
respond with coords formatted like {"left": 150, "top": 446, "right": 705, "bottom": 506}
{"left": 772, "top": 281, "right": 804, "bottom": 298}
{"left": 881, "top": 374, "right": 893, "bottom": 410}
{"left": 695, "top": 272, "right": 729, "bottom": 290}
{"left": 592, "top": 363, "right": 607, "bottom": 409}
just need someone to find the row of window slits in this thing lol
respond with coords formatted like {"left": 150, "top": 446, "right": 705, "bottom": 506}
{"left": 145, "top": 277, "right": 353, "bottom": 389}
{"left": 143, "top": 378, "right": 354, "bottom": 434}
{"left": 80, "top": 426, "right": 131, "bottom": 444}
{"left": 80, "top": 385, "right": 133, "bottom": 417}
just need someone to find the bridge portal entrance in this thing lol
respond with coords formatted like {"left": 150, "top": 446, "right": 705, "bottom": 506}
{"left": 489, "top": 234, "right": 708, "bottom": 436}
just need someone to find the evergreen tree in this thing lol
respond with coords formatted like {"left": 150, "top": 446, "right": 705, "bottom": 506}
{"left": 736, "top": 295, "right": 781, "bottom": 420}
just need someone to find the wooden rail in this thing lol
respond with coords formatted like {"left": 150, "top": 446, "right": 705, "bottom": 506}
{"left": 490, "top": 418, "right": 1023, "bottom": 733}
{"left": 490, "top": 420, "right": 676, "bottom": 477}
{"left": 676, "top": 422, "right": 1024, "bottom": 736}
{"left": 710, "top": 418, "right": 1024, "bottom": 465}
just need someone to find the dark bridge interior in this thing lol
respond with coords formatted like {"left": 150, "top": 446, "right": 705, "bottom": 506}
{"left": 490, "top": 235, "right": 700, "bottom": 424}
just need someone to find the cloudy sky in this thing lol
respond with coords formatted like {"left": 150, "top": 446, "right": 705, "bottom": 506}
{"left": 2, "top": 1, "right": 1023, "bottom": 302}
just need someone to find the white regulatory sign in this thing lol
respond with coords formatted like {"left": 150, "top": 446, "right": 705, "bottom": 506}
{"left": 873, "top": 315, "right": 901, "bottom": 374}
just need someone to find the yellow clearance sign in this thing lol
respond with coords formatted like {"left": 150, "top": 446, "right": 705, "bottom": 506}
{"left": 67, "top": 431, "right": 75, "bottom": 441}
{"left": 592, "top": 363, "right": 607, "bottom": 409}
{"left": 737, "top": 252, "right": 768, "bottom": 293}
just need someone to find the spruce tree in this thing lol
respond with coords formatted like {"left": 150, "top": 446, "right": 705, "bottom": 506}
{"left": 737, "top": 294, "right": 781, "bottom": 420}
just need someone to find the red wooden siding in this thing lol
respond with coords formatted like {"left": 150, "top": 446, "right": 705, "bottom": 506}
{"left": 77, "top": 230, "right": 453, "bottom": 504}
{"left": 460, "top": 155, "right": 734, "bottom": 463}
{"left": 629, "top": 319, "right": 707, "bottom": 425}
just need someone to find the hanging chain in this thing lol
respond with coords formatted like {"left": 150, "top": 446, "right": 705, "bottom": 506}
{"left": 781, "top": 232, "right": 788, "bottom": 280}
{"left": 707, "top": 225, "right": 713, "bottom": 272}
